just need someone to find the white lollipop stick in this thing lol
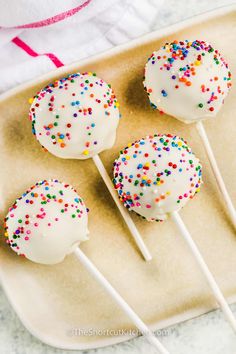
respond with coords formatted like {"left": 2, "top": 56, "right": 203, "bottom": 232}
{"left": 171, "top": 211, "right": 236, "bottom": 333}
{"left": 74, "top": 247, "right": 169, "bottom": 353}
{"left": 92, "top": 154, "right": 152, "bottom": 261}
{"left": 196, "top": 121, "right": 236, "bottom": 228}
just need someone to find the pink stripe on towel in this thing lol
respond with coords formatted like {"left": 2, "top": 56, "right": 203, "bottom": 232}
{"left": 1, "top": 0, "right": 92, "bottom": 29}
{"left": 12, "top": 36, "right": 64, "bottom": 68}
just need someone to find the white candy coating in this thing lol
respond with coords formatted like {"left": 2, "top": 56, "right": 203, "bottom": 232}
{"left": 113, "top": 134, "right": 202, "bottom": 221}
{"left": 29, "top": 72, "right": 120, "bottom": 159}
{"left": 144, "top": 40, "right": 232, "bottom": 123}
{"left": 4, "top": 180, "right": 89, "bottom": 265}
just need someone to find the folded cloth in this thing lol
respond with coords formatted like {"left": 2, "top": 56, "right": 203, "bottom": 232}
{"left": 0, "top": 0, "right": 164, "bottom": 94}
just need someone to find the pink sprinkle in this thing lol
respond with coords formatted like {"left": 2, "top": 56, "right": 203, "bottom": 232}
{"left": 26, "top": 230, "right": 31, "bottom": 234}
{"left": 55, "top": 218, "right": 59, "bottom": 221}
{"left": 25, "top": 236, "right": 29, "bottom": 241}
{"left": 34, "top": 223, "right": 38, "bottom": 227}
{"left": 146, "top": 204, "right": 151, "bottom": 208}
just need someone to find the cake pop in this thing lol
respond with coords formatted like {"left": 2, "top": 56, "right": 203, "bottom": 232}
{"left": 113, "top": 134, "right": 202, "bottom": 221}
{"left": 4, "top": 179, "right": 169, "bottom": 354}
{"left": 144, "top": 40, "right": 235, "bottom": 227}
{"left": 29, "top": 72, "right": 151, "bottom": 261}
{"left": 113, "top": 134, "right": 236, "bottom": 333}
{"left": 4, "top": 179, "right": 88, "bottom": 264}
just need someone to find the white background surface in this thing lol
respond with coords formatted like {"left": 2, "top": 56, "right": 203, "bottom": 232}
{"left": 1, "top": 0, "right": 236, "bottom": 353}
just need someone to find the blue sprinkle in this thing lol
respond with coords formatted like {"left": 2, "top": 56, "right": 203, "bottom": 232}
{"left": 161, "top": 89, "right": 168, "bottom": 97}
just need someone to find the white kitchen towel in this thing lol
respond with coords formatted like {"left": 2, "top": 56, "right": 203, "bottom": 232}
{"left": 0, "top": 0, "right": 164, "bottom": 93}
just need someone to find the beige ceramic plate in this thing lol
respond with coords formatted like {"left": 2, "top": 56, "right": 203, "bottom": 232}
{"left": 0, "top": 5, "right": 236, "bottom": 350}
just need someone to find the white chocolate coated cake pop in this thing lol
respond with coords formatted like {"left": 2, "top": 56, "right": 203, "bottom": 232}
{"left": 4, "top": 180, "right": 89, "bottom": 265}
{"left": 29, "top": 72, "right": 120, "bottom": 159}
{"left": 113, "top": 134, "right": 202, "bottom": 221}
{"left": 144, "top": 40, "right": 232, "bottom": 123}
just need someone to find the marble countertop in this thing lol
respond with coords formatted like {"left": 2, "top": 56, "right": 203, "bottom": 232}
{"left": 1, "top": 0, "right": 236, "bottom": 353}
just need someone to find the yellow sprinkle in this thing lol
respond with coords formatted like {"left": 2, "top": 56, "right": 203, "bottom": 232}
{"left": 142, "top": 175, "right": 147, "bottom": 180}
{"left": 194, "top": 60, "right": 201, "bottom": 66}
{"left": 166, "top": 191, "right": 171, "bottom": 195}
{"left": 116, "top": 102, "right": 120, "bottom": 107}
{"left": 127, "top": 143, "right": 132, "bottom": 147}
{"left": 126, "top": 156, "right": 130, "bottom": 160}
{"left": 83, "top": 150, "right": 89, "bottom": 155}
{"left": 4, "top": 232, "right": 8, "bottom": 237}
{"left": 157, "top": 181, "right": 161, "bottom": 185}
{"left": 178, "top": 141, "right": 182, "bottom": 146}
{"left": 58, "top": 139, "right": 63, "bottom": 143}
{"left": 28, "top": 97, "right": 34, "bottom": 104}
